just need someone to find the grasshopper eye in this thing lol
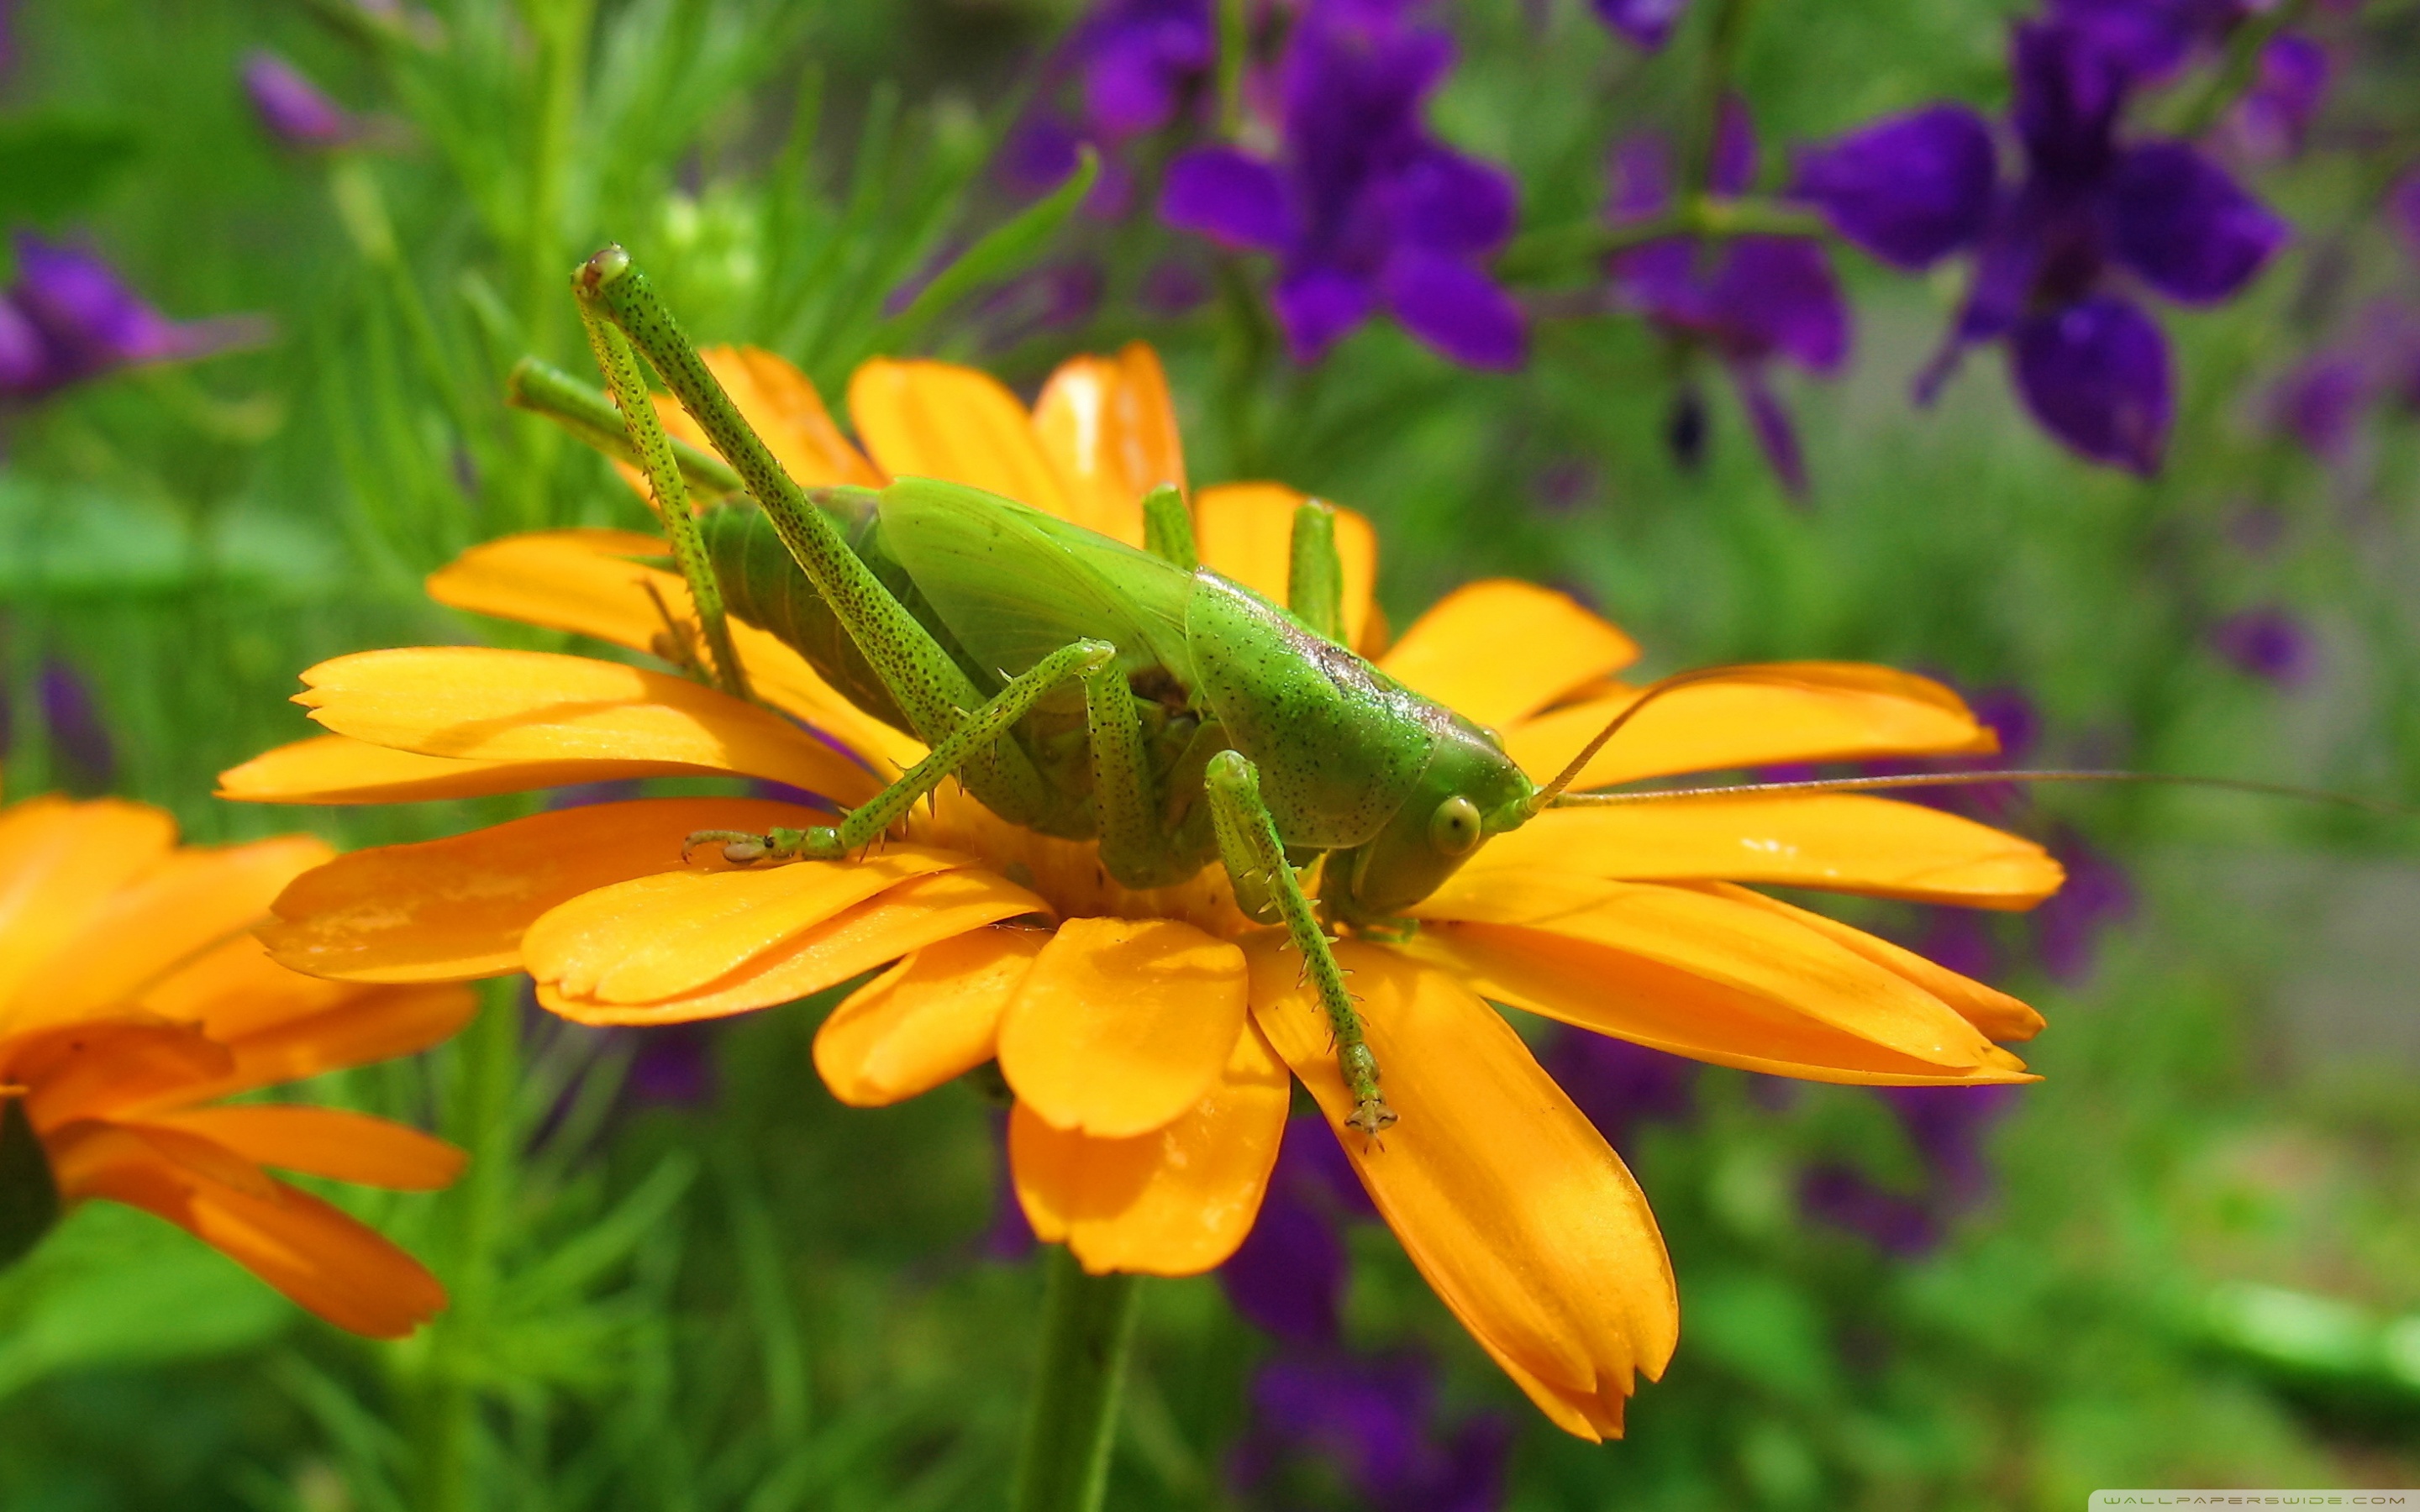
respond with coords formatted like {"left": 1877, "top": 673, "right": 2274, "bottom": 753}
{"left": 1428, "top": 795, "right": 1483, "bottom": 858}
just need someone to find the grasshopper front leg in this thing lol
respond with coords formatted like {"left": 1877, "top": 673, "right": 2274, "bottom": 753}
{"left": 690, "top": 641, "right": 1117, "bottom": 866}
{"left": 1203, "top": 749, "right": 1395, "bottom": 1137}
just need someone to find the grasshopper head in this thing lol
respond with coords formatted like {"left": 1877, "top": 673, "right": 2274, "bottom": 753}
{"left": 1329, "top": 713, "right": 1537, "bottom": 922}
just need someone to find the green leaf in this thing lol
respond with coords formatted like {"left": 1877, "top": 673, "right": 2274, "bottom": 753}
{"left": 0, "top": 113, "right": 143, "bottom": 226}
{"left": 879, "top": 146, "right": 1099, "bottom": 344}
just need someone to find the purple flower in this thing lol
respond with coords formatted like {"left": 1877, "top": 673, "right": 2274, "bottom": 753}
{"left": 1800, "top": 21, "right": 2287, "bottom": 474}
{"left": 1230, "top": 1352, "right": 1512, "bottom": 1512}
{"left": 2393, "top": 171, "right": 2420, "bottom": 267}
{"left": 2209, "top": 605, "right": 2315, "bottom": 687}
{"left": 1160, "top": 0, "right": 1526, "bottom": 370}
{"left": 1001, "top": 0, "right": 1212, "bottom": 213}
{"left": 1591, "top": 0, "right": 1691, "bottom": 50}
{"left": 2269, "top": 353, "right": 2368, "bottom": 459}
{"left": 624, "top": 1021, "right": 719, "bottom": 1105}
{"left": 2032, "top": 828, "right": 2133, "bottom": 981}
{"left": 984, "top": 1110, "right": 1039, "bottom": 1261}
{"left": 1220, "top": 1116, "right": 1373, "bottom": 1346}
{"left": 1881, "top": 1084, "right": 2019, "bottom": 1205}
{"left": 2267, "top": 302, "right": 2420, "bottom": 460}
{"left": 1074, "top": 0, "right": 1215, "bottom": 140}
{"left": 1605, "top": 106, "right": 1849, "bottom": 496}
{"left": 242, "top": 51, "right": 363, "bottom": 150}
{"left": 39, "top": 658, "right": 113, "bottom": 793}
{"left": 1798, "top": 1165, "right": 1939, "bottom": 1255}
{"left": 1543, "top": 1028, "right": 1696, "bottom": 1152}
{"left": 0, "top": 234, "right": 263, "bottom": 403}
{"left": 2227, "top": 34, "right": 2329, "bottom": 162}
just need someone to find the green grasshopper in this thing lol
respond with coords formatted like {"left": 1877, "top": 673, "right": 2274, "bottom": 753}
{"left": 567, "top": 245, "right": 1560, "bottom": 1137}
{"left": 558, "top": 245, "right": 2415, "bottom": 1137}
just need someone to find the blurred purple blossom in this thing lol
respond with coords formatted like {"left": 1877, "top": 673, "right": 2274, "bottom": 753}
{"left": 1798, "top": 21, "right": 2288, "bottom": 474}
{"left": 38, "top": 658, "right": 113, "bottom": 792}
{"left": 1231, "top": 1352, "right": 1512, "bottom": 1512}
{"left": 1799, "top": 1165, "right": 1939, "bottom": 1255}
{"left": 2033, "top": 827, "right": 2134, "bottom": 981}
{"left": 242, "top": 51, "right": 363, "bottom": 150}
{"left": 986, "top": 1109, "right": 1038, "bottom": 1261}
{"left": 1803, "top": 1085, "right": 2019, "bottom": 1255}
{"left": 0, "top": 234, "right": 264, "bottom": 403}
{"left": 1882, "top": 1084, "right": 2021, "bottom": 1204}
{"left": 1139, "top": 255, "right": 1212, "bottom": 314}
{"left": 1592, "top": 0, "right": 1691, "bottom": 50}
{"left": 1001, "top": 0, "right": 1212, "bottom": 215}
{"left": 2225, "top": 34, "right": 2329, "bottom": 162}
{"left": 1607, "top": 104, "right": 1848, "bottom": 497}
{"left": 2209, "top": 605, "right": 2315, "bottom": 687}
{"left": 1160, "top": 0, "right": 1526, "bottom": 370}
{"left": 1543, "top": 1028, "right": 1697, "bottom": 1152}
{"left": 1221, "top": 1116, "right": 1373, "bottom": 1346}
{"left": 2266, "top": 302, "right": 2420, "bottom": 461}
{"left": 623, "top": 1022, "right": 719, "bottom": 1107}
{"left": 2392, "top": 171, "right": 2420, "bottom": 265}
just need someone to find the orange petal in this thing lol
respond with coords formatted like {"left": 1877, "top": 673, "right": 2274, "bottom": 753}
{"left": 813, "top": 925, "right": 1049, "bottom": 1106}
{"left": 424, "top": 527, "right": 669, "bottom": 648}
{"left": 997, "top": 916, "right": 1249, "bottom": 1138}
{"left": 182, "top": 984, "right": 480, "bottom": 1107}
{"left": 1008, "top": 1017, "right": 1289, "bottom": 1276}
{"left": 11, "top": 1021, "right": 234, "bottom": 1131}
{"left": 1507, "top": 664, "right": 1997, "bottom": 790}
{"left": 139, "top": 933, "right": 358, "bottom": 1039}
{"left": 1246, "top": 938, "right": 1676, "bottom": 1440}
{"left": 1399, "top": 879, "right": 2031, "bottom": 1085}
{"left": 1028, "top": 343, "right": 1186, "bottom": 547}
{"left": 1465, "top": 795, "right": 2063, "bottom": 909}
{"left": 424, "top": 530, "right": 917, "bottom": 773}
{"left": 523, "top": 846, "right": 968, "bottom": 1005}
{"left": 1192, "top": 483, "right": 1380, "bottom": 653}
{"left": 847, "top": 358, "right": 1077, "bottom": 517}
{"left": 0, "top": 797, "right": 177, "bottom": 1021}
{"left": 1699, "top": 881, "right": 2045, "bottom": 1042}
{"left": 218, "top": 733, "right": 693, "bottom": 806}
{"left": 139, "top": 1105, "right": 466, "bottom": 1190}
{"left": 6, "top": 834, "right": 332, "bottom": 1035}
{"left": 1381, "top": 582, "right": 1641, "bottom": 732}
{"left": 295, "top": 647, "right": 881, "bottom": 804}
{"left": 538, "top": 868, "right": 1048, "bottom": 1026}
{"left": 261, "top": 797, "right": 820, "bottom": 984}
{"left": 49, "top": 1124, "right": 446, "bottom": 1338}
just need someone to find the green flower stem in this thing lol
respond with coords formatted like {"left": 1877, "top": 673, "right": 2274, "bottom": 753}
{"left": 1497, "top": 197, "right": 1831, "bottom": 284}
{"left": 1010, "top": 1249, "right": 1142, "bottom": 1512}
{"left": 416, "top": 977, "right": 525, "bottom": 1512}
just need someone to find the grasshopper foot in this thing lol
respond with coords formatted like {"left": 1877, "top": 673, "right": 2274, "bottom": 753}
{"left": 1346, "top": 1096, "right": 1397, "bottom": 1137}
{"left": 682, "top": 828, "right": 810, "bottom": 866}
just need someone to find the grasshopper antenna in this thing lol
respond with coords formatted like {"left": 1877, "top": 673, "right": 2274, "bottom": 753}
{"left": 1526, "top": 665, "right": 1856, "bottom": 816}
{"left": 1545, "top": 769, "right": 2417, "bottom": 818}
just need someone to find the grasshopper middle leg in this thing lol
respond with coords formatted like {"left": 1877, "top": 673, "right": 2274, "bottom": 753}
{"left": 687, "top": 640, "right": 1116, "bottom": 865}
{"left": 1202, "top": 749, "right": 1395, "bottom": 1137}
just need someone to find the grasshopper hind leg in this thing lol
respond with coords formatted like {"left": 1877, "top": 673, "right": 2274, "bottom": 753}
{"left": 1202, "top": 749, "right": 1396, "bottom": 1137}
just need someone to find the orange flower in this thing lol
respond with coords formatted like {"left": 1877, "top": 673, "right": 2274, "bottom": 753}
{"left": 224, "top": 343, "right": 2060, "bottom": 1435}
{"left": 0, "top": 791, "right": 471, "bottom": 1337}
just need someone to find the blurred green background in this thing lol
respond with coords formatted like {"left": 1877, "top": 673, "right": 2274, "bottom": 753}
{"left": 3, "top": 0, "right": 2417, "bottom": 1507}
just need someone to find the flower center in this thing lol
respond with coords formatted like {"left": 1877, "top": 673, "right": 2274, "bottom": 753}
{"left": 907, "top": 785, "right": 1255, "bottom": 938}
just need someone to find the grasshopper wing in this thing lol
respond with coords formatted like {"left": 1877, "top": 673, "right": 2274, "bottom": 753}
{"left": 877, "top": 476, "right": 1197, "bottom": 690}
